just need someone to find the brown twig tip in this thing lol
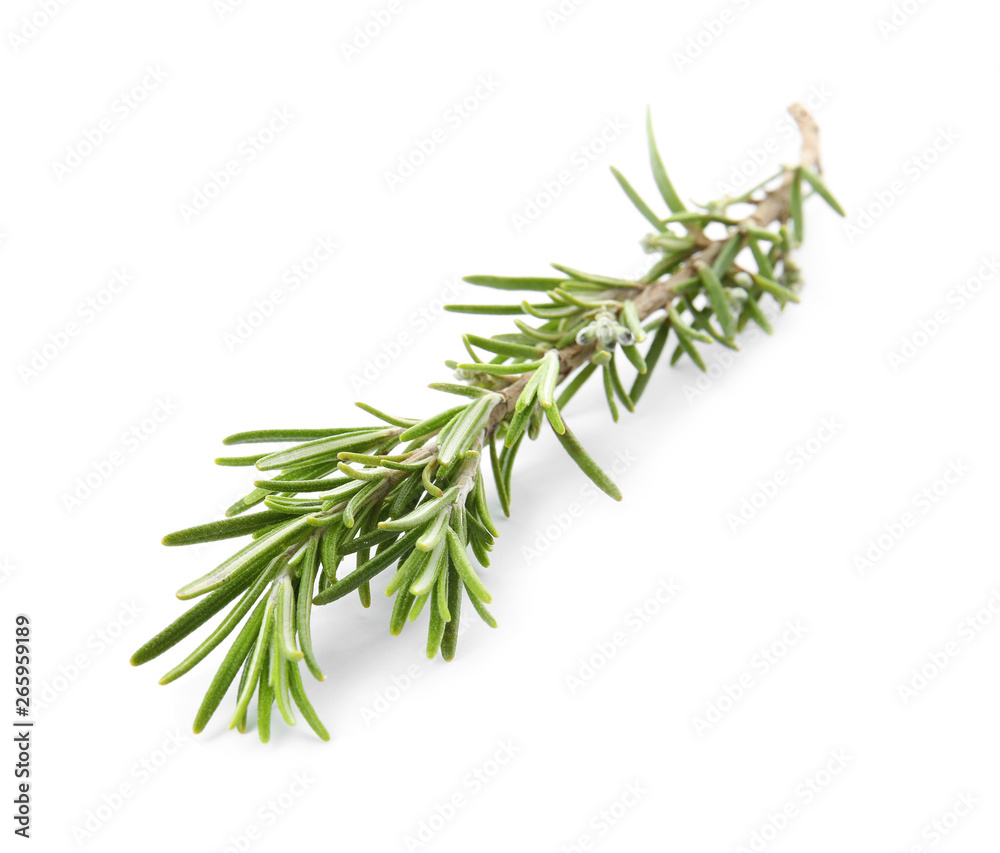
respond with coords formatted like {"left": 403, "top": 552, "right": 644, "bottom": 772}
{"left": 788, "top": 102, "right": 821, "bottom": 171}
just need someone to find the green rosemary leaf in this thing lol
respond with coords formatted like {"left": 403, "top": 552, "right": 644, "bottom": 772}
{"left": 226, "top": 464, "right": 331, "bottom": 517}
{"left": 416, "top": 510, "right": 449, "bottom": 552}
{"left": 441, "top": 564, "right": 463, "bottom": 661}
{"left": 601, "top": 363, "right": 620, "bottom": 422}
{"left": 344, "top": 480, "right": 382, "bottom": 528}
{"left": 550, "top": 264, "right": 636, "bottom": 288}
{"left": 463, "top": 275, "right": 565, "bottom": 292}
{"left": 295, "top": 538, "right": 324, "bottom": 681}
{"left": 472, "top": 469, "right": 499, "bottom": 536}
{"left": 620, "top": 300, "right": 645, "bottom": 344}
{"left": 253, "top": 476, "right": 350, "bottom": 493}
{"left": 426, "top": 575, "right": 448, "bottom": 659}
{"left": 675, "top": 332, "right": 707, "bottom": 371}
{"left": 752, "top": 273, "right": 800, "bottom": 304}
{"left": 647, "top": 108, "right": 686, "bottom": 213}
{"left": 275, "top": 574, "right": 303, "bottom": 662}
{"left": 270, "top": 631, "right": 295, "bottom": 726}
{"left": 641, "top": 249, "right": 696, "bottom": 284}
{"left": 630, "top": 319, "right": 670, "bottom": 403}
{"left": 421, "top": 458, "right": 443, "bottom": 498}
{"left": 338, "top": 527, "right": 400, "bottom": 556}
{"left": 743, "top": 292, "right": 774, "bottom": 335}
{"left": 354, "top": 402, "right": 418, "bottom": 428}
{"left": 488, "top": 435, "right": 510, "bottom": 518}
{"left": 192, "top": 595, "right": 267, "bottom": 734}
{"left": 699, "top": 264, "right": 736, "bottom": 339}
{"left": 337, "top": 462, "right": 388, "bottom": 483}
{"left": 444, "top": 303, "right": 531, "bottom": 315}
{"left": 503, "top": 401, "right": 533, "bottom": 448}
{"left": 223, "top": 428, "right": 353, "bottom": 446}
{"left": 745, "top": 224, "right": 780, "bottom": 243}
{"left": 398, "top": 405, "right": 467, "bottom": 442}
{"left": 607, "top": 355, "right": 635, "bottom": 413}
{"left": 447, "top": 528, "right": 491, "bottom": 603}
{"left": 537, "top": 349, "right": 560, "bottom": 409}
{"left": 712, "top": 233, "right": 743, "bottom": 280}
{"left": 464, "top": 334, "right": 542, "bottom": 360}
{"left": 799, "top": 166, "right": 845, "bottom": 216}
{"left": 228, "top": 597, "right": 276, "bottom": 728}
{"left": 552, "top": 423, "right": 623, "bottom": 501}
{"left": 437, "top": 396, "right": 496, "bottom": 467}
{"left": 287, "top": 662, "right": 330, "bottom": 741}
{"left": 215, "top": 453, "right": 268, "bottom": 467}
{"left": 666, "top": 302, "right": 714, "bottom": 343}
{"left": 427, "top": 382, "right": 493, "bottom": 399}
{"left": 609, "top": 166, "right": 664, "bottom": 230}
{"left": 176, "top": 516, "right": 312, "bottom": 600}
{"left": 257, "top": 646, "right": 273, "bottom": 743}
{"left": 790, "top": 168, "right": 804, "bottom": 244}
{"left": 521, "top": 301, "right": 580, "bottom": 320}
{"left": 466, "top": 589, "right": 498, "bottom": 629}
{"left": 411, "top": 535, "right": 448, "bottom": 597}
{"left": 255, "top": 428, "right": 399, "bottom": 471}
{"left": 131, "top": 571, "right": 256, "bottom": 667}
{"left": 264, "top": 496, "right": 324, "bottom": 515}
{"left": 162, "top": 510, "right": 289, "bottom": 547}
{"left": 233, "top": 637, "right": 256, "bottom": 733}
{"left": 158, "top": 557, "right": 284, "bottom": 685}
{"left": 379, "top": 486, "right": 460, "bottom": 531}
{"left": 313, "top": 528, "right": 423, "bottom": 604}
{"left": 746, "top": 232, "right": 775, "bottom": 279}
{"left": 455, "top": 360, "right": 543, "bottom": 376}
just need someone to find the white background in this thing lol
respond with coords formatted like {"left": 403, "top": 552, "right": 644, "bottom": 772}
{"left": 2, "top": 0, "right": 998, "bottom": 850}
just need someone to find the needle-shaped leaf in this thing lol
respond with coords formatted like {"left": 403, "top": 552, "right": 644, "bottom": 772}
{"left": 223, "top": 428, "right": 353, "bottom": 446}
{"left": 192, "top": 596, "right": 269, "bottom": 734}
{"left": 552, "top": 423, "right": 623, "bottom": 501}
{"left": 441, "top": 564, "right": 463, "bottom": 661}
{"left": 752, "top": 273, "right": 800, "bottom": 304}
{"left": 444, "top": 303, "right": 532, "bottom": 315}
{"left": 295, "top": 538, "right": 324, "bottom": 681}
{"left": 609, "top": 166, "right": 664, "bottom": 230}
{"left": 398, "top": 405, "right": 467, "bottom": 442}
{"left": 799, "top": 167, "right": 845, "bottom": 216}
{"left": 130, "top": 571, "right": 255, "bottom": 667}
{"left": 447, "top": 528, "right": 492, "bottom": 603}
{"left": 464, "top": 334, "right": 542, "bottom": 360}
{"left": 378, "top": 486, "right": 460, "bottom": 531}
{"left": 254, "top": 428, "right": 399, "bottom": 472}
{"left": 455, "top": 360, "right": 543, "bottom": 376}
{"left": 227, "top": 595, "right": 276, "bottom": 730}
{"left": 313, "top": 527, "right": 423, "bottom": 605}
{"left": 354, "top": 402, "right": 418, "bottom": 428}
{"left": 287, "top": 662, "right": 329, "bottom": 741}
{"left": 699, "top": 263, "right": 736, "bottom": 339}
{"left": 790, "top": 167, "right": 804, "bottom": 244}
{"left": 712, "top": 233, "right": 743, "bottom": 279}
{"left": 275, "top": 574, "right": 303, "bottom": 662}
{"left": 158, "top": 557, "right": 285, "bottom": 685}
{"left": 463, "top": 275, "right": 566, "bottom": 291}
{"left": 550, "top": 264, "right": 637, "bottom": 288}
{"left": 176, "top": 516, "right": 313, "bottom": 600}
{"left": 647, "top": 108, "right": 685, "bottom": 213}
{"left": 630, "top": 318, "right": 670, "bottom": 402}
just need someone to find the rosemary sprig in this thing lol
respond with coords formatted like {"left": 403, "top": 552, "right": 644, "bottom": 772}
{"left": 132, "top": 102, "right": 841, "bottom": 741}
